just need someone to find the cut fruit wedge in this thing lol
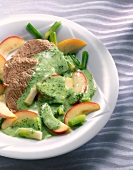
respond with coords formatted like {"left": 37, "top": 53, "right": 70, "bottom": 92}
{"left": 52, "top": 122, "right": 70, "bottom": 134}
{"left": 1, "top": 110, "right": 38, "bottom": 130}
{"left": 0, "top": 102, "right": 16, "bottom": 119}
{"left": 64, "top": 102, "right": 100, "bottom": 125}
{"left": 1, "top": 117, "right": 17, "bottom": 130}
{"left": 72, "top": 71, "right": 87, "bottom": 93}
{"left": 0, "top": 95, "right": 5, "bottom": 103}
{"left": 0, "top": 54, "right": 6, "bottom": 81}
{"left": 24, "top": 87, "right": 38, "bottom": 105}
{"left": 65, "top": 77, "right": 74, "bottom": 89}
{"left": 41, "top": 103, "right": 70, "bottom": 135}
{"left": 57, "top": 38, "right": 87, "bottom": 54}
{"left": 14, "top": 110, "right": 38, "bottom": 121}
{"left": 0, "top": 36, "right": 25, "bottom": 58}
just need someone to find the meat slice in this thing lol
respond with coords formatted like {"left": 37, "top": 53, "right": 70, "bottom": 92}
{"left": 4, "top": 57, "right": 38, "bottom": 87}
{"left": 4, "top": 57, "right": 38, "bottom": 112}
{"left": 12, "top": 39, "right": 55, "bottom": 58}
{"left": 4, "top": 39, "right": 55, "bottom": 112}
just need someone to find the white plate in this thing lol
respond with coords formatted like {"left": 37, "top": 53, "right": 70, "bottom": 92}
{"left": 0, "top": 14, "right": 119, "bottom": 159}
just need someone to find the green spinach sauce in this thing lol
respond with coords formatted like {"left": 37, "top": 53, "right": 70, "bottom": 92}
{"left": 4, "top": 47, "right": 96, "bottom": 139}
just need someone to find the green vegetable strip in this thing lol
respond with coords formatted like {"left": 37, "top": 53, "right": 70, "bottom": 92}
{"left": 80, "top": 51, "right": 89, "bottom": 70}
{"left": 45, "top": 21, "right": 61, "bottom": 39}
{"left": 57, "top": 105, "right": 64, "bottom": 115}
{"left": 26, "top": 23, "right": 43, "bottom": 39}
{"left": 70, "top": 54, "right": 80, "bottom": 67}
{"left": 80, "top": 98, "right": 91, "bottom": 102}
{"left": 68, "top": 115, "right": 86, "bottom": 126}
{"left": 49, "top": 32, "right": 57, "bottom": 45}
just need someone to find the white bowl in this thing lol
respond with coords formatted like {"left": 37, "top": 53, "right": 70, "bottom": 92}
{"left": 0, "top": 14, "right": 119, "bottom": 159}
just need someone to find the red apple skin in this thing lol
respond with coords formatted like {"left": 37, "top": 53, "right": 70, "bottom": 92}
{"left": 72, "top": 71, "right": 87, "bottom": 93}
{"left": 1, "top": 117, "right": 17, "bottom": 130}
{"left": 64, "top": 102, "right": 100, "bottom": 125}
{"left": 14, "top": 110, "right": 38, "bottom": 118}
{"left": 0, "top": 102, "right": 17, "bottom": 118}
{"left": 51, "top": 74, "right": 60, "bottom": 77}
{"left": 49, "top": 128, "right": 70, "bottom": 135}
{"left": 0, "top": 36, "right": 25, "bottom": 58}
{"left": 51, "top": 122, "right": 70, "bottom": 134}
{"left": 0, "top": 36, "right": 24, "bottom": 45}
{"left": 1, "top": 110, "right": 38, "bottom": 130}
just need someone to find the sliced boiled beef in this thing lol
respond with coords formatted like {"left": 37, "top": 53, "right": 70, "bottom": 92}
{"left": 4, "top": 39, "right": 55, "bottom": 112}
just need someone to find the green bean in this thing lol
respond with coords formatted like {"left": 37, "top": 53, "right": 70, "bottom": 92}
{"left": 80, "top": 98, "right": 91, "bottom": 102}
{"left": 80, "top": 51, "right": 89, "bottom": 70}
{"left": 48, "top": 32, "right": 57, "bottom": 45}
{"left": 26, "top": 23, "right": 43, "bottom": 39}
{"left": 57, "top": 105, "right": 64, "bottom": 115}
{"left": 45, "top": 21, "right": 61, "bottom": 39}
{"left": 70, "top": 54, "right": 80, "bottom": 67}
{"left": 68, "top": 115, "right": 86, "bottom": 127}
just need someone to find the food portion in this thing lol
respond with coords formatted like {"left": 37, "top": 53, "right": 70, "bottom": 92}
{"left": 57, "top": 38, "right": 87, "bottom": 54}
{"left": 0, "top": 101, "right": 16, "bottom": 119}
{"left": 0, "top": 21, "right": 100, "bottom": 140}
{"left": 12, "top": 39, "right": 55, "bottom": 58}
{"left": 64, "top": 102, "right": 100, "bottom": 125}
{"left": 4, "top": 57, "right": 38, "bottom": 112}
{"left": 0, "top": 36, "right": 25, "bottom": 58}
{"left": 4, "top": 39, "right": 55, "bottom": 112}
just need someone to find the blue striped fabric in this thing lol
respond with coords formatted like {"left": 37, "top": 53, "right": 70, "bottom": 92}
{"left": 0, "top": 0, "right": 133, "bottom": 169}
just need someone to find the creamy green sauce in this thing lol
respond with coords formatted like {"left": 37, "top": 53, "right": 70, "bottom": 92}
{"left": 40, "top": 103, "right": 60, "bottom": 130}
{"left": 37, "top": 76, "right": 69, "bottom": 104}
{"left": 2, "top": 126, "right": 52, "bottom": 140}
{"left": 4, "top": 47, "right": 96, "bottom": 140}
{"left": 17, "top": 47, "right": 68, "bottom": 111}
{"left": 81, "top": 70, "right": 96, "bottom": 100}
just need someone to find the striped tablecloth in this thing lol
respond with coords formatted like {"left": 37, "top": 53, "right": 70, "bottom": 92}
{"left": 0, "top": 0, "right": 133, "bottom": 169}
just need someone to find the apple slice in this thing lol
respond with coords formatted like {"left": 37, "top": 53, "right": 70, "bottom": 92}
{"left": 1, "top": 110, "right": 38, "bottom": 130}
{"left": 41, "top": 103, "right": 70, "bottom": 134}
{"left": 0, "top": 54, "right": 6, "bottom": 81}
{"left": 72, "top": 71, "right": 87, "bottom": 93}
{"left": 51, "top": 122, "right": 70, "bottom": 134}
{"left": 0, "top": 84, "right": 6, "bottom": 95}
{"left": 14, "top": 110, "right": 38, "bottom": 120}
{"left": 65, "top": 77, "right": 74, "bottom": 89}
{"left": 24, "top": 87, "right": 38, "bottom": 105}
{"left": 57, "top": 38, "right": 87, "bottom": 54}
{"left": 0, "top": 36, "right": 25, "bottom": 58}
{"left": 1, "top": 117, "right": 17, "bottom": 130}
{"left": 0, "top": 102, "right": 16, "bottom": 119}
{"left": 0, "top": 95, "right": 5, "bottom": 103}
{"left": 51, "top": 74, "right": 60, "bottom": 76}
{"left": 64, "top": 102, "right": 100, "bottom": 125}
